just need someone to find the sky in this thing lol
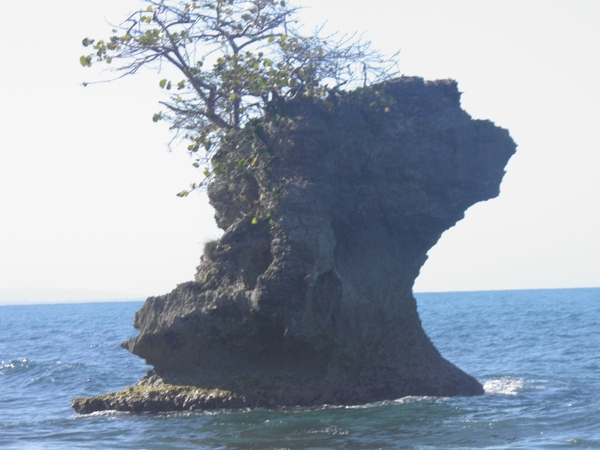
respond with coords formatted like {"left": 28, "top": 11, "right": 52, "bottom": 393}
{"left": 1, "top": 1, "right": 599, "bottom": 304}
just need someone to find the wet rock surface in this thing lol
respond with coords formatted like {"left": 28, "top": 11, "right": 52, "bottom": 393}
{"left": 75, "top": 77, "right": 515, "bottom": 412}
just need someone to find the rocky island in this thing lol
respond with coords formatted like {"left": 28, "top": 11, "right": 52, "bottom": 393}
{"left": 73, "top": 76, "right": 516, "bottom": 413}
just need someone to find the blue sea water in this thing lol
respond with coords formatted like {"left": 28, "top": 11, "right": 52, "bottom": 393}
{"left": 1, "top": 288, "right": 599, "bottom": 449}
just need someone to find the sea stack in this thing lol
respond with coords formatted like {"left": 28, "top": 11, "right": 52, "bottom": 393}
{"left": 73, "top": 77, "right": 516, "bottom": 413}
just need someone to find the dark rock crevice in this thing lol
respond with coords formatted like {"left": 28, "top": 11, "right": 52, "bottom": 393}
{"left": 72, "top": 77, "right": 516, "bottom": 413}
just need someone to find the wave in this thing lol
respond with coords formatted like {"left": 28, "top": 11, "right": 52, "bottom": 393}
{"left": 483, "top": 376, "right": 526, "bottom": 395}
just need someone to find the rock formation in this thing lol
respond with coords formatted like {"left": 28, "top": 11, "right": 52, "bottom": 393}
{"left": 72, "top": 77, "right": 516, "bottom": 413}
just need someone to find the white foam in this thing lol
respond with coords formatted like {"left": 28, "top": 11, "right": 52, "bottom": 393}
{"left": 483, "top": 377, "right": 525, "bottom": 395}
{"left": 75, "top": 410, "right": 119, "bottom": 417}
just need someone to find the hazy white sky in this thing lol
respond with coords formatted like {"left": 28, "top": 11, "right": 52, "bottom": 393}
{"left": 1, "top": 1, "right": 598, "bottom": 304}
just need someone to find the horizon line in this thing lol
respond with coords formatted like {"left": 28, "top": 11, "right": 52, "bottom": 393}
{"left": 1, "top": 286, "right": 598, "bottom": 306}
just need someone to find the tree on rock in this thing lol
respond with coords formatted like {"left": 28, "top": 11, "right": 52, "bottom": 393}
{"left": 81, "top": 0, "right": 398, "bottom": 193}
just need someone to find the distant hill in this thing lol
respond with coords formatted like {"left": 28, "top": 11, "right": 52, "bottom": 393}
{"left": 0, "top": 288, "right": 144, "bottom": 305}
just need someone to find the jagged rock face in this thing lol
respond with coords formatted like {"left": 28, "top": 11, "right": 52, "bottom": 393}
{"left": 123, "top": 77, "right": 516, "bottom": 407}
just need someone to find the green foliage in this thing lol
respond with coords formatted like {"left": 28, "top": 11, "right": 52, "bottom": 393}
{"left": 81, "top": 0, "right": 398, "bottom": 194}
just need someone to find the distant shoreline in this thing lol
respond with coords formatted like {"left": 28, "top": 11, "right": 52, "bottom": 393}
{"left": 0, "top": 298, "right": 145, "bottom": 306}
{"left": 2, "top": 286, "right": 598, "bottom": 306}
{"left": 0, "top": 288, "right": 145, "bottom": 306}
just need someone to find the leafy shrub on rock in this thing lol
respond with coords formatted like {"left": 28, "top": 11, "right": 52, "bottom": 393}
{"left": 81, "top": 0, "right": 398, "bottom": 194}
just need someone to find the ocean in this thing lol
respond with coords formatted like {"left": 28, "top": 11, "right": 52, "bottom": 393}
{"left": 1, "top": 288, "right": 599, "bottom": 449}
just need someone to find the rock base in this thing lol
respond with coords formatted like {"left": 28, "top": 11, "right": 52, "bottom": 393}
{"left": 72, "top": 374, "right": 246, "bottom": 414}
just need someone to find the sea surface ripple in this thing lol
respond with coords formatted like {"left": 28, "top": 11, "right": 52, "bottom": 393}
{"left": 1, "top": 288, "right": 599, "bottom": 449}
